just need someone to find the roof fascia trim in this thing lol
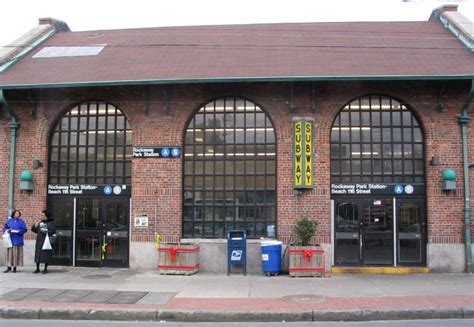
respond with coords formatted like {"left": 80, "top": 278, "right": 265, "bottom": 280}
{"left": 1, "top": 75, "right": 473, "bottom": 90}
{"left": 0, "top": 29, "right": 56, "bottom": 73}
{"left": 440, "top": 15, "right": 474, "bottom": 52}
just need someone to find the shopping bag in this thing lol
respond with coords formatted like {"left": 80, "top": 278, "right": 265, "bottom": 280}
{"left": 42, "top": 234, "right": 52, "bottom": 250}
{"left": 2, "top": 232, "right": 13, "bottom": 248}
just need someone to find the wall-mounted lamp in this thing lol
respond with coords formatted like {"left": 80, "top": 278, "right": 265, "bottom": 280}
{"left": 32, "top": 159, "right": 42, "bottom": 169}
{"left": 294, "top": 189, "right": 303, "bottom": 196}
{"left": 442, "top": 168, "right": 456, "bottom": 191}
{"left": 19, "top": 170, "right": 34, "bottom": 191}
{"left": 469, "top": 163, "right": 474, "bottom": 169}
{"left": 430, "top": 156, "right": 440, "bottom": 166}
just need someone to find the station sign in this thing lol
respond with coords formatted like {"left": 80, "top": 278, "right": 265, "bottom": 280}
{"left": 132, "top": 146, "right": 181, "bottom": 158}
{"left": 293, "top": 119, "right": 313, "bottom": 189}
{"left": 48, "top": 184, "right": 131, "bottom": 196}
{"left": 330, "top": 183, "right": 425, "bottom": 196}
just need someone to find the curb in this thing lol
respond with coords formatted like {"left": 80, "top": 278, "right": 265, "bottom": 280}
{"left": 0, "top": 306, "right": 472, "bottom": 322}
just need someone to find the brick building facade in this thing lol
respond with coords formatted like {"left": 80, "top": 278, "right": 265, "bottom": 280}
{"left": 0, "top": 6, "right": 473, "bottom": 272}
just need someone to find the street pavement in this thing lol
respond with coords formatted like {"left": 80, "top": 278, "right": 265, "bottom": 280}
{"left": 0, "top": 266, "right": 473, "bottom": 322}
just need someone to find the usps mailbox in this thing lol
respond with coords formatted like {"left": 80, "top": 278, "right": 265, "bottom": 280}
{"left": 227, "top": 230, "right": 247, "bottom": 275}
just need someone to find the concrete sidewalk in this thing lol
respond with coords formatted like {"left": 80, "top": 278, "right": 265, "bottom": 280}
{"left": 0, "top": 266, "right": 473, "bottom": 322}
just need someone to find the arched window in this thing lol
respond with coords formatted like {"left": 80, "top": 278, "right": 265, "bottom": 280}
{"left": 331, "top": 95, "right": 424, "bottom": 183}
{"left": 183, "top": 97, "right": 276, "bottom": 238}
{"left": 48, "top": 101, "right": 132, "bottom": 185}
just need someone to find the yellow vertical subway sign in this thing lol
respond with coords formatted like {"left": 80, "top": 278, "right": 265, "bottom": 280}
{"left": 304, "top": 121, "right": 313, "bottom": 187}
{"left": 293, "top": 119, "right": 313, "bottom": 189}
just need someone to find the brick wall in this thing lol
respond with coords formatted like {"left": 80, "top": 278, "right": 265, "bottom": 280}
{"left": 0, "top": 80, "right": 472, "bottom": 245}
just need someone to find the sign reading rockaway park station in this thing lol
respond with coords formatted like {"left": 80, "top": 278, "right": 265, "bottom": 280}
{"left": 48, "top": 184, "right": 131, "bottom": 196}
{"left": 132, "top": 146, "right": 181, "bottom": 158}
{"left": 331, "top": 183, "right": 425, "bottom": 196}
{"left": 293, "top": 118, "right": 313, "bottom": 189}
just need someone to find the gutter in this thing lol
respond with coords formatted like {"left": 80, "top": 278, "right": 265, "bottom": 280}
{"left": 459, "top": 79, "right": 473, "bottom": 273}
{"left": 0, "top": 89, "right": 19, "bottom": 215}
{"left": 0, "top": 74, "right": 473, "bottom": 91}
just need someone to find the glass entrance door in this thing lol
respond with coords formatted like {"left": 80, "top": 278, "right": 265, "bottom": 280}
{"left": 334, "top": 197, "right": 427, "bottom": 267}
{"left": 361, "top": 198, "right": 393, "bottom": 265}
{"left": 75, "top": 197, "right": 129, "bottom": 267}
{"left": 334, "top": 197, "right": 394, "bottom": 266}
{"left": 50, "top": 197, "right": 74, "bottom": 265}
{"left": 397, "top": 198, "right": 426, "bottom": 266}
{"left": 335, "top": 199, "right": 360, "bottom": 265}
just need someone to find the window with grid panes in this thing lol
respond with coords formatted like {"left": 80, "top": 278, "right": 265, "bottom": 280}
{"left": 183, "top": 97, "right": 276, "bottom": 238}
{"left": 48, "top": 102, "right": 132, "bottom": 185}
{"left": 331, "top": 95, "right": 424, "bottom": 183}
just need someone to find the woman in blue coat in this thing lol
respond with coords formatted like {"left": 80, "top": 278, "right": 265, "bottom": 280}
{"left": 3, "top": 210, "right": 27, "bottom": 273}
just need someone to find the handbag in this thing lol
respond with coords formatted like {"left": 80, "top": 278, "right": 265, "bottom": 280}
{"left": 2, "top": 231, "right": 13, "bottom": 248}
{"left": 50, "top": 233, "right": 58, "bottom": 244}
{"left": 42, "top": 233, "right": 52, "bottom": 250}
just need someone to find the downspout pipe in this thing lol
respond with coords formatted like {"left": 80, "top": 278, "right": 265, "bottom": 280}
{"left": 459, "top": 79, "right": 473, "bottom": 273}
{"left": 0, "top": 89, "right": 19, "bottom": 216}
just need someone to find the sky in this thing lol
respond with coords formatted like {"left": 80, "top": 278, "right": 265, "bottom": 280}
{"left": 1, "top": 0, "right": 473, "bottom": 48}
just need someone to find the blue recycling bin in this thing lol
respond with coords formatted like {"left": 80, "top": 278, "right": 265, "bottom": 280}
{"left": 227, "top": 230, "right": 247, "bottom": 275}
{"left": 261, "top": 240, "right": 282, "bottom": 276}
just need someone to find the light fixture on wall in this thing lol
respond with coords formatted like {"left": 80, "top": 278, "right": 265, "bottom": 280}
{"left": 430, "top": 156, "right": 440, "bottom": 166}
{"left": 19, "top": 170, "right": 34, "bottom": 191}
{"left": 32, "top": 159, "right": 42, "bottom": 169}
{"left": 442, "top": 168, "right": 456, "bottom": 191}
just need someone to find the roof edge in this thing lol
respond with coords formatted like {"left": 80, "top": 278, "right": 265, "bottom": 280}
{"left": 1, "top": 75, "right": 473, "bottom": 90}
{"left": 0, "top": 17, "right": 69, "bottom": 73}
{"left": 429, "top": 4, "right": 473, "bottom": 52}
{"left": 0, "top": 27, "right": 56, "bottom": 73}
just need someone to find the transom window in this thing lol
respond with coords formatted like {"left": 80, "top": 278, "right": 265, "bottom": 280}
{"left": 49, "top": 101, "right": 132, "bottom": 185}
{"left": 331, "top": 95, "right": 424, "bottom": 183}
{"left": 183, "top": 97, "right": 276, "bottom": 238}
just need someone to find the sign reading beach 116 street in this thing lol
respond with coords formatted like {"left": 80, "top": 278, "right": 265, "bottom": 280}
{"left": 293, "top": 118, "right": 313, "bottom": 189}
{"left": 330, "top": 183, "right": 425, "bottom": 196}
{"left": 48, "top": 184, "right": 131, "bottom": 196}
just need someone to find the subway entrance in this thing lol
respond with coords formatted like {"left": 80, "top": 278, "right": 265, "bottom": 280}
{"left": 332, "top": 188, "right": 426, "bottom": 267}
{"left": 48, "top": 185, "right": 131, "bottom": 268}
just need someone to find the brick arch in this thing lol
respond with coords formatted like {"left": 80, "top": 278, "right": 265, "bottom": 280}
{"left": 47, "top": 100, "right": 133, "bottom": 185}
{"left": 182, "top": 96, "right": 277, "bottom": 238}
{"left": 330, "top": 94, "right": 425, "bottom": 184}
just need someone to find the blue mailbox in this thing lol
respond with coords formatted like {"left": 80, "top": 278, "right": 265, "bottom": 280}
{"left": 227, "top": 230, "right": 247, "bottom": 275}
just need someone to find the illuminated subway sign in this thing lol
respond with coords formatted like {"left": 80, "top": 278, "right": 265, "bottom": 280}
{"left": 293, "top": 118, "right": 313, "bottom": 189}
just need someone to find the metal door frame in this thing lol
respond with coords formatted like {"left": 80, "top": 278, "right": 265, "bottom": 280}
{"left": 395, "top": 197, "right": 427, "bottom": 267}
{"left": 74, "top": 196, "right": 130, "bottom": 268}
{"left": 333, "top": 196, "right": 427, "bottom": 267}
{"left": 360, "top": 197, "right": 394, "bottom": 266}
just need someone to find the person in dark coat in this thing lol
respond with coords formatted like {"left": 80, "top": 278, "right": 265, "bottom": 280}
{"left": 31, "top": 210, "right": 56, "bottom": 274}
{"left": 3, "top": 209, "right": 27, "bottom": 273}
